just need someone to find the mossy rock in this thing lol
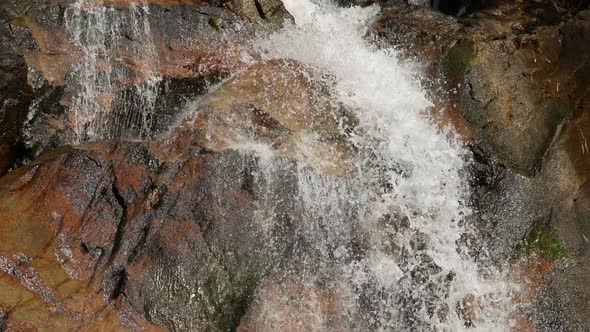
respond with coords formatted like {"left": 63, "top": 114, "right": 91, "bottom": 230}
{"left": 514, "top": 226, "right": 567, "bottom": 261}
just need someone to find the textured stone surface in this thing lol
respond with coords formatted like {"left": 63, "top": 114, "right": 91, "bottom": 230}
{"left": 0, "top": 24, "right": 32, "bottom": 175}
{"left": 0, "top": 139, "right": 301, "bottom": 331}
{"left": 1, "top": 0, "right": 291, "bottom": 159}
{"left": 0, "top": 52, "right": 356, "bottom": 332}
{"left": 1, "top": 0, "right": 590, "bottom": 330}
{"left": 176, "top": 59, "right": 357, "bottom": 175}
{"left": 372, "top": 1, "right": 590, "bottom": 330}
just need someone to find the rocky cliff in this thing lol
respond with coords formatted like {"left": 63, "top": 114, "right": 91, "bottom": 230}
{"left": 1, "top": 0, "right": 589, "bottom": 331}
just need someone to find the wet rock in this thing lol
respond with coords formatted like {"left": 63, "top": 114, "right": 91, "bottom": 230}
{"left": 125, "top": 149, "right": 297, "bottom": 331}
{"left": 21, "top": 68, "right": 69, "bottom": 161}
{"left": 0, "top": 24, "right": 32, "bottom": 175}
{"left": 5, "top": 0, "right": 276, "bottom": 154}
{"left": 374, "top": 1, "right": 463, "bottom": 58}
{"left": 239, "top": 276, "right": 361, "bottom": 331}
{"left": 227, "top": 0, "right": 293, "bottom": 24}
{"left": 175, "top": 59, "right": 358, "bottom": 175}
{"left": 0, "top": 133, "right": 307, "bottom": 330}
{"left": 0, "top": 144, "right": 161, "bottom": 330}
{"left": 460, "top": 4, "right": 590, "bottom": 175}
{"left": 535, "top": 257, "right": 590, "bottom": 331}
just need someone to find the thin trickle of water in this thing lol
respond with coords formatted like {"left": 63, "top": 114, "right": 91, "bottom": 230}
{"left": 233, "top": 0, "right": 521, "bottom": 330}
{"left": 65, "top": 0, "right": 161, "bottom": 142}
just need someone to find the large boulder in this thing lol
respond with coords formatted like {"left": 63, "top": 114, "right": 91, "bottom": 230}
{"left": 372, "top": 1, "right": 590, "bottom": 330}
{"left": 460, "top": 5, "right": 590, "bottom": 175}
{"left": 0, "top": 140, "right": 299, "bottom": 331}
{"left": 174, "top": 59, "right": 357, "bottom": 175}
{"left": 374, "top": 1, "right": 590, "bottom": 176}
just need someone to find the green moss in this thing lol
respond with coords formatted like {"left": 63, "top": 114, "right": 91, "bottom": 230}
{"left": 515, "top": 227, "right": 567, "bottom": 261}
{"left": 115, "top": 206, "right": 124, "bottom": 221}
{"left": 208, "top": 16, "right": 221, "bottom": 29}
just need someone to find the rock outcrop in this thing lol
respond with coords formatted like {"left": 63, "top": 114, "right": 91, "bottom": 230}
{"left": 0, "top": 0, "right": 292, "bottom": 162}
{"left": 0, "top": 6, "right": 356, "bottom": 326}
{"left": 0, "top": 141, "right": 295, "bottom": 331}
{"left": 1, "top": 0, "right": 590, "bottom": 330}
{"left": 371, "top": 0, "right": 590, "bottom": 330}
{"left": 175, "top": 59, "right": 357, "bottom": 175}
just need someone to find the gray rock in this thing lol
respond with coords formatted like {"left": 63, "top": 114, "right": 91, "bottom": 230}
{"left": 0, "top": 23, "right": 32, "bottom": 175}
{"left": 536, "top": 257, "right": 590, "bottom": 332}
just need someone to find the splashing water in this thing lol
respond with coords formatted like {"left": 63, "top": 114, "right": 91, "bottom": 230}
{"left": 65, "top": 0, "right": 161, "bottom": 142}
{"left": 233, "top": 0, "right": 521, "bottom": 330}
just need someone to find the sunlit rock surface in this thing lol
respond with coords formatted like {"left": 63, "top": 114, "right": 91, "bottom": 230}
{"left": 2, "top": 0, "right": 288, "bottom": 158}
{"left": 175, "top": 59, "right": 357, "bottom": 175}
{"left": 0, "top": 0, "right": 590, "bottom": 331}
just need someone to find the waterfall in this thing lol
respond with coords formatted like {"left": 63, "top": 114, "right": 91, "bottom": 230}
{"left": 65, "top": 0, "right": 161, "bottom": 142}
{"left": 233, "top": 0, "right": 520, "bottom": 330}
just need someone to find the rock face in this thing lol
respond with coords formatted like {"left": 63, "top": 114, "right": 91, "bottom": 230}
{"left": 0, "top": 0, "right": 307, "bottom": 331}
{"left": 0, "top": 35, "right": 363, "bottom": 331}
{"left": 460, "top": 3, "right": 590, "bottom": 176}
{"left": 0, "top": 0, "right": 292, "bottom": 161}
{"left": 372, "top": 0, "right": 590, "bottom": 330}
{"left": 0, "top": 23, "right": 32, "bottom": 175}
{"left": 177, "top": 59, "right": 357, "bottom": 175}
{"left": 1, "top": 0, "right": 590, "bottom": 330}
{"left": 374, "top": 0, "right": 590, "bottom": 175}
{"left": 0, "top": 132, "right": 307, "bottom": 331}
{"left": 0, "top": 54, "right": 357, "bottom": 327}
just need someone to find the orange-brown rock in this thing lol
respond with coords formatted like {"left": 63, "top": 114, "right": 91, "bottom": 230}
{"left": 173, "top": 59, "right": 357, "bottom": 175}
{"left": 0, "top": 139, "right": 300, "bottom": 331}
{"left": 0, "top": 144, "right": 164, "bottom": 331}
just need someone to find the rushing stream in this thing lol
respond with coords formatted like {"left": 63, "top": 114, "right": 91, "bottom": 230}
{"left": 237, "top": 0, "right": 520, "bottom": 330}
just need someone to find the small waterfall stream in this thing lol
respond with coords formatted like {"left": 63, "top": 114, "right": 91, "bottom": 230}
{"left": 65, "top": 0, "right": 161, "bottom": 142}
{"left": 59, "top": 0, "right": 523, "bottom": 329}
{"left": 234, "top": 0, "right": 520, "bottom": 330}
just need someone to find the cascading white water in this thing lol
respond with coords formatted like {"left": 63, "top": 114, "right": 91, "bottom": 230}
{"left": 233, "top": 0, "right": 521, "bottom": 330}
{"left": 65, "top": 0, "right": 161, "bottom": 142}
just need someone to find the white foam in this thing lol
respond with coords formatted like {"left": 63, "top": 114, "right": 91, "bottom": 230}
{"left": 247, "top": 0, "right": 518, "bottom": 330}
